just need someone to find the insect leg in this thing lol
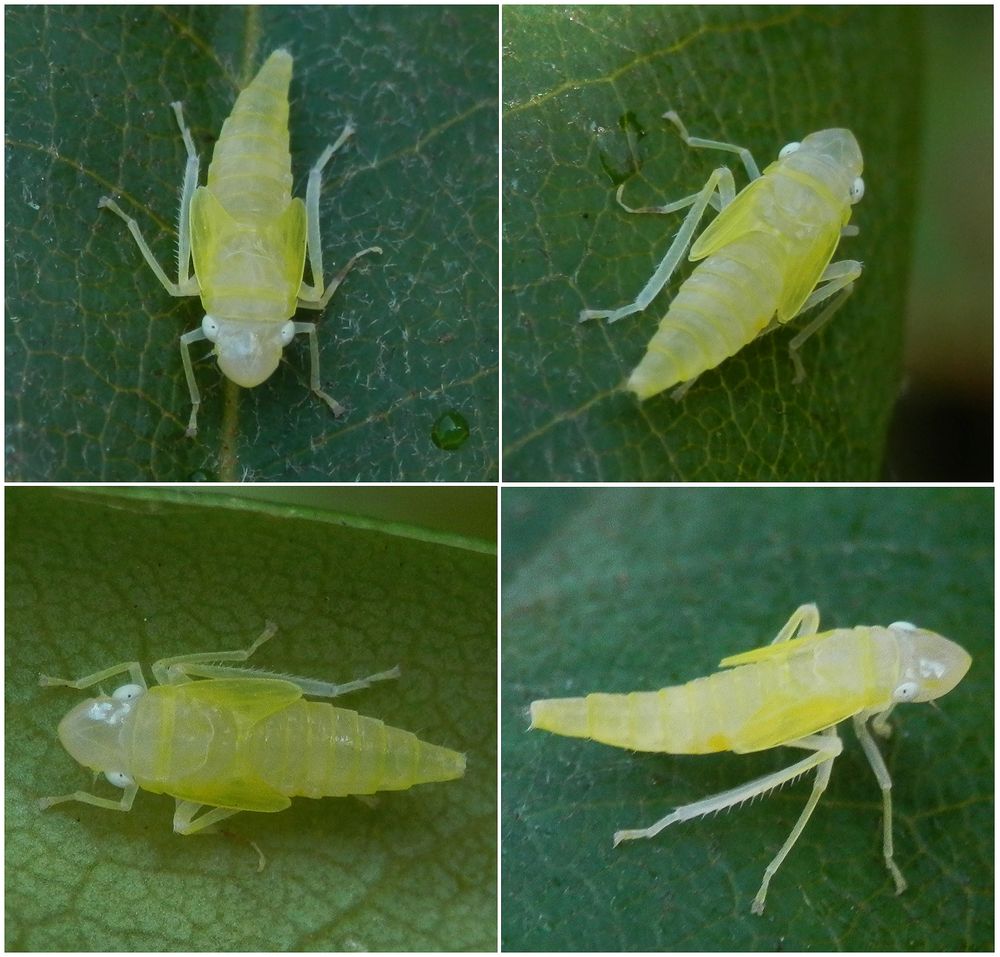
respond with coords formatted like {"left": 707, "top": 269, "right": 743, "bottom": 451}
{"left": 785, "top": 259, "right": 863, "bottom": 382}
{"left": 613, "top": 181, "right": 728, "bottom": 217}
{"left": 98, "top": 196, "right": 199, "bottom": 297}
{"left": 300, "top": 123, "right": 354, "bottom": 299}
{"left": 277, "top": 663, "right": 402, "bottom": 700}
{"left": 169, "top": 101, "right": 200, "bottom": 289}
{"left": 297, "top": 122, "right": 383, "bottom": 307}
{"left": 290, "top": 321, "right": 345, "bottom": 416}
{"left": 871, "top": 704, "right": 896, "bottom": 739}
{"left": 38, "top": 781, "right": 138, "bottom": 814}
{"left": 39, "top": 660, "right": 146, "bottom": 691}
{"left": 579, "top": 165, "right": 736, "bottom": 324}
{"left": 852, "top": 712, "right": 908, "bottom": 895}
{"left": 750, "top": 728, "right": 841, "bottom": 914}
{"left": 662, "top": 111, "right": 762, "bottom": 181}
{"left": 612, "top": 731, "right": 842, "bottom": 915}
{"left": 173, "top": 802, "right": 267, "bottom": 870}
{"left": 173, "top": 799, "right": 242, "bottom": 835}
{"left": 152, "top": 621, "right": 279, "bottom": 684}
{"left": 297, "top": 246, "right": 385, "bottom": 312}
{"left": 152, "top": 622, "right": 400, "bottom": 697}
{"left": 771, "top": 604, "right": 821, "bottom": 645}
{"left": 179, "top": 326, "right": 208, "bottom": 436}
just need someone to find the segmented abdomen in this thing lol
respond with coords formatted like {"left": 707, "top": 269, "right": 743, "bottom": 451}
{"left": 207, "top": 50, "right": 294, "bottom": 219}
{"left": 252, "top": 701, "right": 466, "bottom": 798}
{"left": 531, "top": 629, "right": 896, "bottom": 755}
{"left": 626, "top": 232, "right": 786, "bottom": 400}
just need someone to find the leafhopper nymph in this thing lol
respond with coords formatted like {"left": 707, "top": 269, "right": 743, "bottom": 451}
{"left": 580, "top": 114, "right": 864, "bottom": 401}
{"left": 39, "top": 623, "right": 465, "bottom": 868}
{"left": 99, "top": 49, "right": 382, "bottom": 436}
{"left": 531, "top": 604, "right": 970, "bottom": 914}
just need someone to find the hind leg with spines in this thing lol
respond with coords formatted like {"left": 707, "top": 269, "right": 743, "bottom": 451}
{"left": 580, "top": 113, "right": 761, "bottom": 326}
{"left": 613, "top": 725, "right": 842, "bottom": 916}
{"left": 97, "top": 101, "right": 201, "bottom": 299}
{"left": 579, "top": 165, "right": 737, "bottom": 325}
{"left": 99, "top": 101, "right": 207, "bottom": 435}
{"left": 749, "top": 727, "right": 842, "bottom": 914}
{"left": 293, "top": 122, "right": 383, "bottom": 417}
{"left": 152, "top": 621, "right": 400, "bottom": 698}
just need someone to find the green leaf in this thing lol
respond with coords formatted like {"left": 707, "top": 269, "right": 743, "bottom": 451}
{"left": 8, "top": 488, "right": 496, "bottom": 951}
{"left": 6, "top": 7, "right": 498, "bottom": 481}
{"left": 502, "top": 7, "right": 921, "bottom": 480}
{"left": 502, "top": 488, "right": 992, "bottom": 949}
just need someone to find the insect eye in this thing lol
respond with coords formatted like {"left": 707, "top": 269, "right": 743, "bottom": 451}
{"left": 850, "top": 177, "right": 865, "bottom": 203}
{"left": 113, "top": 683, "right": 144, "bottom": 702}
{"left": 889, "top": 620, "right": 917, "bottom": 631}
{"left": 105, "top": 770, "right": 135, "bottom": 789}
{"left": 202, "top": 315, "right": 221, "bottom": 341}
{"left": 279, "top": 320, "right": 296, "bottom": 346}
{"left": 778, "top": 141, "right": 801, "bottom": 159}
{"left": 892, "top": 681, "right": 919, "bottom": 701}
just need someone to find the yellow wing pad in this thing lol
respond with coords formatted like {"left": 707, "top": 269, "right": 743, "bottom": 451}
{"left": 731, "top": 692, "right": 867, "bottom": 753}
{"left": 150, "top": 678, "right": 301, "bottom": 811}
{"left": 775, "top": 226, "right": 840, "bottom": 321}
{"left": 267, "top": 196, "right": 307, "bottom": 290}
{"left": 189, "top": 185, "right": 237, "bottom": 286}
{"left": 719, "top": 629, "right": 835, "bottom": 668}
{"left": 689, "top": 175, "right": 771, "bottom": 261}
{"left": 167, "top": 776, "right": 292, "bottom": 813}
{"left": 170, "top": 677, "right": 303, "bottom": 722}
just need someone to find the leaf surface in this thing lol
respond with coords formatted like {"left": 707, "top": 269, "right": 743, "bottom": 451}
{"left": 502, "top": 6, "right": 921, "bottom": 480}
{"left": 6, "top": 7, "right": 498, "bottom": 480}
{"left": 8, "top": 487, "right": 496, "bottom": 951}
{"left": 502, "top": 487, "right": 992, "bottom": 949}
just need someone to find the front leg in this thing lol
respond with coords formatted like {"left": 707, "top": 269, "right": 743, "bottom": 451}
{"left": 38, "top": 782, "right": 138, "bottom": 814}
{"left": 291, "top": 321, "right": 346, "bottom": 416}
{"left": 39, "top": 660, "right": 146, "bottom": 691}
{"left": 853, "top": 712, "right": 908, "bottom": 895}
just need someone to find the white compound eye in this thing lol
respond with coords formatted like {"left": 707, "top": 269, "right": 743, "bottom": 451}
{"left": 889, "top": 620, "right": 917, "bottom": 631}
{"left": 778, "top": 141, "right": 801, "bottom": 159}
{"left": 112, "top": 683, "right": 144, "bottom": 702}
{"left": 892, "top": 681, "right": 919, "bottom": 702}
{"left": 202, "top": 315, "right": 221, "bottom": 341}
{"left": 850, "top": 176, "right": 865, "bottom": 203}
{"left": 105, "top": 770, "right": 135, "bottom": 789}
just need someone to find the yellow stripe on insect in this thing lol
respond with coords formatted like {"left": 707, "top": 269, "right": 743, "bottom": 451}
{"left": 39, "top": 622, "right": 464, "bottom": 870}
{"left": 98, "top": 50, "right": 383, "bottom": 436}
{"left": 579, "top": 113, "right": 865, "bottom": 401}
{"left": 530, "top": 604, "right": 971, "bottom": 915}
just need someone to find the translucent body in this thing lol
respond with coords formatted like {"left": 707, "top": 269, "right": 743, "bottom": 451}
{"left": 530, "top": 605, "right": 971, "bottom": 914}
{"left": 191, "top": 50, "right": 307, "bottom": 384}
{"left": 40, "top": 624, "right": 464, "bottom": 863}
{"left": 98, "top": 50, "right": 382, "bottom": 435}
{"left": 57, "top": 680, "right": 465, "bottom": 812}
{"left": 580, "top": 116, "right": 864, "bottom": 401}
{"left": 530, "top": 623, "right": 967, "bottom": 753}
{"left": 629, "top": 130, "right": 863, "bottom": 397}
